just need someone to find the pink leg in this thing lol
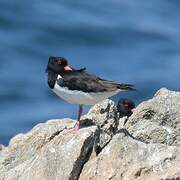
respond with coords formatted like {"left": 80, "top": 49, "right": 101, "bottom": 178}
{"left": 64, "top": 105, "right": 83, "bottom": 134}
{"left": 74, "top": 104, "right": 83, "bottom": 131}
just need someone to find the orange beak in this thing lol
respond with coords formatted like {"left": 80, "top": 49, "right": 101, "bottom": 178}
{"left": 64, "top": 66, "right": 72, "bottom": 71}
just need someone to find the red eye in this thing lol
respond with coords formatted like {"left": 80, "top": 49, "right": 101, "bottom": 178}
{"left": 54, "top": 60, "right": 61, "bottom": 64}
{"left": 124, "top": 103, "right": 129, "bottom": 107}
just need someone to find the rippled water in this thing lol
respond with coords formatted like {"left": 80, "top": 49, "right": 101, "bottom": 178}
{"left": 0, "top": 0, "right": 180, "bottom": 145}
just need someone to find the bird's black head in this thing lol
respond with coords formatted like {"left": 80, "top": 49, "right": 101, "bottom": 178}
{"left": 120, "top": 98, "right": 135, "bottom": 110}
{"left": 45, "top": 56, "right": 71, "bottom": 74}
{"left": 117, "top": 98, "right": 135, "bottom": 117}
{"left": 46, "top": 56, "right": 72, "bottom": 89}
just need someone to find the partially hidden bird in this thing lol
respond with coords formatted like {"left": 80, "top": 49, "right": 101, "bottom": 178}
{"left": 46, "top": 56, "right": 135, "bottom": 131}
{"left": 117, "top": 98, "right": 135, "bottom": 118}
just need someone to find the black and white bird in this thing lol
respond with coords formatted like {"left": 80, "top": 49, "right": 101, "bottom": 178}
{"left": 46, "top": 56, "right": 135, "bottom": 131}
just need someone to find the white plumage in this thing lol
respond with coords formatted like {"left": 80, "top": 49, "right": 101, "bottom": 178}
{"left": 52, "top": 75, "right": 121, "bottom": 105}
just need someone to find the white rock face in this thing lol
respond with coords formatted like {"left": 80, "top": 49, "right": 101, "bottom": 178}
{"left": 80, "top": 133, "right": 180, "bottom": 180}
{"left": 126, "top": 88, "right": 180, "bottom": 145}
{"left": 0, "top": 88, "right": 180, "bottom": 180}
{"left": 0, "top": 119, "right": 97, "bottom": 180}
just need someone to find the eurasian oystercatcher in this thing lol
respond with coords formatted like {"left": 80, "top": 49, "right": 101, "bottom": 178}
{"left": 46, "top": 56, "right": 135, "bottom": 131}
{"left": 117, "top": 98, "right": 135, "bottom": 117}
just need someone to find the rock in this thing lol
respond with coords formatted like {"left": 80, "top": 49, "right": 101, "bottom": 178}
{"left": 0, "top": 144, "right": 5, "bottom": 151}
{"left": 125, "top": 88, "right": 180, "bottom": 145}
{"left": 80, "top": 88, "right": 180, "bottom": 179}
{"left": 80, "top": 133, "right": 180, "bottom": 180}
{"left": 84, "top": 99, "right": 119, "bottom": 153}
{"left": 0, "top": 88, "right": 180, "bottom": 180}
{"left": 0, "top": 119, "right": 97, "bottom": 180}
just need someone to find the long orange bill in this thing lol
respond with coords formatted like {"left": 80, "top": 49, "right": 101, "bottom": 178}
{"left": 64, "top": 66, "right": 72, "bottom": 71}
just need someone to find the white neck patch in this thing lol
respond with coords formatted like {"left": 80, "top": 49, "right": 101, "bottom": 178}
{"left": 57, "top": 74, "right": 62, "bottom": 79}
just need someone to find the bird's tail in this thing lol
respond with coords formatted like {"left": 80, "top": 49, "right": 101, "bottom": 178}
{"left": 117, "top": 84, "right": 136, "bottom": 91}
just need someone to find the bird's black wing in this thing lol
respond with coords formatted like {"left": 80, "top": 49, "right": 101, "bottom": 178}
{"left": 57, "top": 71, "right": 116, "bottom": 93}
{"left": 98, "top": 78, "right": 135, "bottom": 91}
{"left": 57, "top": 71, "right": 135, "bottom": 92}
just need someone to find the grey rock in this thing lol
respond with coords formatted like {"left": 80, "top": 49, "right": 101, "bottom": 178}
{"left": 0, "top": 144, "right": 4, "bottom": 150}
{"left": 84, "top": 99, "right": 118, "bottom": 153}
{"left": 80, "top": 133, "right": 180, "bottom": 180}
{"left": 125, "top": 88, "right": 180, "bottom": 145}
{"left": 0, "top": 119, "right": 97, "bottom": 180}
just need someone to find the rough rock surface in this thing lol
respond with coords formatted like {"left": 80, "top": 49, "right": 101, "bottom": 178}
{"left": 125, "top": 88, "right": 180, "bottom": 145}
{"left": 82, "top": 99, "right": 118, "bottom": 153}
{"left": 0, "top": 119, "right": 97, "bottom": 180}
{"left": 80, "top": 133, "right": 180, "bottom": 180}
{"left": 0, "top": 88, "right": 180, "bottom": 180}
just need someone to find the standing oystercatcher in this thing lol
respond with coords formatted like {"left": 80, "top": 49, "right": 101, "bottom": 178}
{"left": 46, "top": 56, "right": 135, "bottom": 131}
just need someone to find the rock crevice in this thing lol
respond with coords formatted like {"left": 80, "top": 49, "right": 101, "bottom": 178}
{"left": 69, "top": 131, "right": 95, "bottom": 180}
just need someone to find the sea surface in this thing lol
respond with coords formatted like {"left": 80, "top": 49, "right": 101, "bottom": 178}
{"left": 0, "top": 0, "right": 180, "bottom": 145}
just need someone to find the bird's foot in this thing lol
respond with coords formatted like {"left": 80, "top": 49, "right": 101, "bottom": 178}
{"left": 131, "top": 108, "right": 136, "bottom": 113}
{"left": 63, "top": 121, "right": 80, "bottom": 135}
{"left": 73, "top": 121, "right": 80, "bottom": 131}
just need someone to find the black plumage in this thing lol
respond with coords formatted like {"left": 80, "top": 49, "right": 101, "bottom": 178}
{"left": 47, "top": 71, "right": 58, "bottom": 89}
{"left": 57, "top": 70, "right": 135, "bottom": 93}
{"left": 117, "top": 98, "right": 135, "bottom": 117}
{"left": 46, "top": 56, "right": 135, "bottom": 93}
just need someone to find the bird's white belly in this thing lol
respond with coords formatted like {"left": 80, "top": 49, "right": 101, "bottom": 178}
{"left": 52, "top": 83, "right": 120, "bottom": 105}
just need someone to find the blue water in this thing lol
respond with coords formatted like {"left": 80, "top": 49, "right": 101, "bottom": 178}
{"left": 0, "top": 0, "right": 180, "bottom": 145}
